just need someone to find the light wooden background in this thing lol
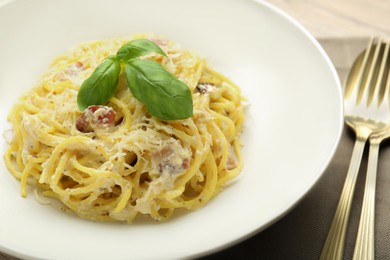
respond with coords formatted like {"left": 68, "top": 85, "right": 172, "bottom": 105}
{"left": 264, "top": 0, "right": 390, "bottom": 93}
{"left": 266, "top": 0, "right": 390, "bottom": 38}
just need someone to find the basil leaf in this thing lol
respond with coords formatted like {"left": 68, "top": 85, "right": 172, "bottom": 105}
{"left": 77, "top": 56, "right": 121, "bottom": 110}
{"left": 125, "top": 59, "right": 193, "bottom": 120}
{"left": 117, "top": 39, "right": 167, "bottom": 62}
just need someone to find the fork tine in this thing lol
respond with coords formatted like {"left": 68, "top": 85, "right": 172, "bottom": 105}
{"left": 347, "top": 37, "right": 375, "bottom": 103}
{"left": 344, "top": 37, "right": 375, "bottom": 99}
{"left": 385, "top": 43, "right": 390, "bottom": 98}
{"left": 364, "top": 37, "right": 383, "bottom": 106}
{"left": 377, "top": 41, "right": 390, "bottom": 105}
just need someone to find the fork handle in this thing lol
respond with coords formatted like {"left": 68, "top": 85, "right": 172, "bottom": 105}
{"left": 320, "top": 135, "right": 368, "bottom": 260}
{"left": 352, "top": 138, "right": 380, "bottom": 260}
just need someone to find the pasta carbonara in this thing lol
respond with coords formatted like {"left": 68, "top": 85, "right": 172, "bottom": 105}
{"left": 3, "top": 33, "right": 245, "bottom": 222}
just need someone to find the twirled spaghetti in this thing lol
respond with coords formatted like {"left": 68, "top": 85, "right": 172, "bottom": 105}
{"left": 3, "top": 33, "right": 245, "bottom": 222}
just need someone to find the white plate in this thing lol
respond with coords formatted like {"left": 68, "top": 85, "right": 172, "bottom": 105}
{"left": 0, "top": 0, "right": 343, "bottom": 259}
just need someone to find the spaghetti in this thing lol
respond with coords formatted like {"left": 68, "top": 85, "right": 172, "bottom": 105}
{"left": 3, "top": 33, "right": 245, "bottom": 222}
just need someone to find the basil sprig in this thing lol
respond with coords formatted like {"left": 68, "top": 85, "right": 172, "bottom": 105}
{"left": 77, "top": 39, "right": 193, "bottom": 120}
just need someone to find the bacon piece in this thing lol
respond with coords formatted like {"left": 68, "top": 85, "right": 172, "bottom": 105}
{"left": 54, "top": 62, "right": 86, "bottom": 82}
{"left": 226, "top": 146, "right": 238, "bottom": 170}
{"left": 153, "top": 146, "right": 173, "bottom": 157}
{"left": 66, "top": 61, "right": 85, "bottom": 76}
{"left": 181, "top": 158, "right": 189, "bottom": 169}
{"left": 76, "top": 105, "right": 116, "bottom": 133}
{"left": 157, "top": 158, "right": 189, "bottom": 174}
{"left": 150, "top": 38, "right": 169, "bottom": 46}
{"left": 195, "top": 83, "right": 216, "bottom": 94}
{"left": 76, "top": 114, "right": 93, "bottom": 133}
{"left": 75, "top": 61, "right": 84, "bottom": 68}
{"left": 158, "top": 160, "right": 176, "bottom": 175}
{"left": 153, "top": 146, "right": 190, "bottom": 175}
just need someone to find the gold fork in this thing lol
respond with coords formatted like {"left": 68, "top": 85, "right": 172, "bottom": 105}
{"left": 320, "top": 38, "right": 390, "bottom": 260}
